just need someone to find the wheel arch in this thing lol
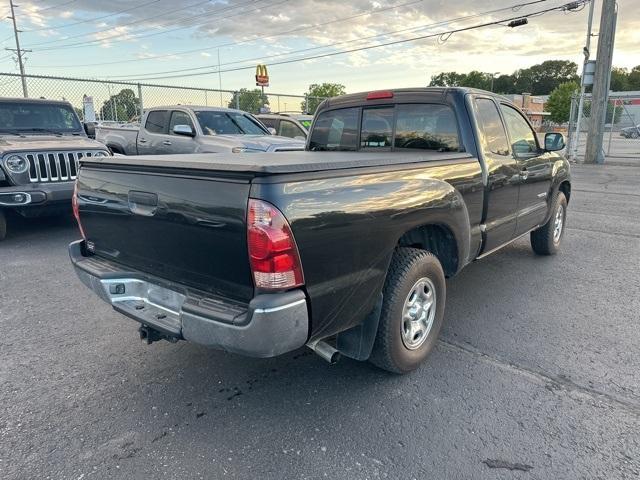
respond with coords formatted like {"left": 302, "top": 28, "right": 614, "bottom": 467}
{"left": 558, "top": 180, "right": 571, "bottom": 203}
{"left": 396, "top": 223, "right": 460, "bottom": 277}
{"left": 106, "top": 143, "right": 124, "bottom": 155}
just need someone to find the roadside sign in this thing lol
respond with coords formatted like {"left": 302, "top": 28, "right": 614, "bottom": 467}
{"left": 255, "top": 64, "right": 269, "bottom": 87}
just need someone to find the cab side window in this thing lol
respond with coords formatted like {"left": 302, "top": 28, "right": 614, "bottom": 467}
{"left": 475, "top": 99, "right": 509, "bottom": 156}
{"left": 145, "top": 110, "right": 169, "bottom": 134}
{"left": 308, "top": 107, "right": 359, "bottom": 151}
{"left": 279, "top": 120, "right": 305, "bottom": 138}
{"left": 260, "top": 117, "right": 277, "bottom": 130}
{"left": 500, "top": 104, "right": 538, "bottom": 157}
{"left": 169, "top": 110, "right": 194, "bottom": 135}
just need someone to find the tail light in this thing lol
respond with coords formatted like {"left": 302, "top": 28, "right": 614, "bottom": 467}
{"left": 247, "top": 198, "right": 304, "bottom": 290}
{"left": 72, "top": 181, "right": 86, "bottom": 239}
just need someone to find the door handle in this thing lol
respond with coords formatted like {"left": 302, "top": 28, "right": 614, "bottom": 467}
{"left": 138, "top": 138, "right": 147, "bottom": 143}
{"left": 162, "top": 140, "right": 172, "bottom": 146}
{"left": 520, "top": 169, "right": 529, "bottom": 180}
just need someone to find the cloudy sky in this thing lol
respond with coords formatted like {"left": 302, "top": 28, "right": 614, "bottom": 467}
{"left": 0, "top": 0, "right": 638, "bottom": 95}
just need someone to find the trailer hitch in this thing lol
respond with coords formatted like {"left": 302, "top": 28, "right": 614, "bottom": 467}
{"left": 139, "top": 324, "right": 180, "bottom": 345}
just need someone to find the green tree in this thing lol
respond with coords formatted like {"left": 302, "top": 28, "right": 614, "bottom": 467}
{"left": 627, "top": 65, "right": 640, "bottom": 90}
{"left": 511, "top": 60, "right": 579, "bottom": 95}
{"left": 428, "top": 72, "right": 466, "bottom": 87}
{"left": 493, "top": 74, "right": 516, "bottom": 94}
{"left": 100, "top": 89, "right": 140, "bottom": 122}
{"left": 302, "top": 83, "right": 346, "bottom": 113}
{"left": 609, "top": 67, "right": 629, "bottom": 91}
{"left": 228, "top": 88, "right": 269, "bottom": 114}
{"left": 582, "top": 100, "right": 623, "bottom": 124}
{"left": 429, "top": 61, "right": 578, "bottom": 95}
{"left": 429, "top": 67, "right": 522, "bottom": 93}
{"left": 546, "top": 81, "right": 579, "bottom": 123}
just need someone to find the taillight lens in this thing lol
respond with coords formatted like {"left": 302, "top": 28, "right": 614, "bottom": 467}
{"left": 247, "top": 198, "right": 304, "bottom": 290}
{"left": 72, "top": 181, "right": 86, "bottom": 239}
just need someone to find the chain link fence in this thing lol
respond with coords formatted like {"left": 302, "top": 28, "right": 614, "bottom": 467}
{"left": 566, "top": 91, "right": 640, "bottom": 161}
{"left": 0, "top": 72, "right": 327, "bottom": 124}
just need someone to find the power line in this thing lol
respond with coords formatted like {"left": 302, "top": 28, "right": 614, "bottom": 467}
{"left": 37, "top": 0, "right": 289, "bottom": 52}
{"left": 24, "top": 0, "right": 254, "bottom": 47}
{"left": 113, "top": 0, "right": 589, "bottom": 82}
{"left": 34, "top": 0, "right": 79, "bottom": 14}
{"left": 104, "top": 0, "right": 555, "bottom": 80}
{"left": 30, "top": 0, "right": 426, "bottom": 67}
{"left": 23, "top": 0, "right": 163, "bottom": 33}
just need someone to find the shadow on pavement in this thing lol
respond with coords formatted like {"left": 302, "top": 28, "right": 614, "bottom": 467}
{"left": 1, "top": 211, "right": 77, "bottom": 243}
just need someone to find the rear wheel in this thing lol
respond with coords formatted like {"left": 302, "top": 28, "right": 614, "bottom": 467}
{"left": 530, "top": 192, "right": 567, "bottom": 255}
{"left": 369, "top": 248, "right": 446, "bottom": 374}
{"left": 631, "top": 131, "right": 639, "bottom": 139}
{"left": 0, "top": 209, "right": 6, "bottom": 241}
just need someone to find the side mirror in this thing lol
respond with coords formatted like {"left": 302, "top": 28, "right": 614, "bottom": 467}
{"left": 173, "top": 124, "right": 195, "bottom": 137}
{"left": 544, "top": 132, "right": 565, "bottom": 151}
{"left": 84, "top": 122, "right": 96, "bottom": 139}
{"left": 267, "top": 127, "right": 277, "bottom": 135}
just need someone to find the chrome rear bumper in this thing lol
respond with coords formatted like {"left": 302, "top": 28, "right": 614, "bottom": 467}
{"left": 69, "top": 240, "right": 309, "bottom": 357}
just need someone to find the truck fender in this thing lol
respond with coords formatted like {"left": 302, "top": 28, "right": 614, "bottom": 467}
{"left": 542, "top": 157, "right": 571, "bottom": 224}
{"left": 393, "top": 182, "right": 472, "bottom": 277}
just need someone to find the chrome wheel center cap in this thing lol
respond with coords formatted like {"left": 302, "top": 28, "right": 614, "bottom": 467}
{"left": 401, "top": 277, "right": 437, "bottom": 350}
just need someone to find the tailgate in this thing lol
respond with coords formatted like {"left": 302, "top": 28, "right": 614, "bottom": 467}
{"left": 76, "top": 165, "right": 254, "bottom": 302}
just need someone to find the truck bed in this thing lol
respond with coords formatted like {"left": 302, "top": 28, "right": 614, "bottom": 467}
{"left": 80, "top": 151, "right": 474, "bottom": 175}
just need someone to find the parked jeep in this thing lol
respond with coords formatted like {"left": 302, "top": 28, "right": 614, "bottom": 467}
{"left": 0, "top": 97, "right": 110, "bottom": 240}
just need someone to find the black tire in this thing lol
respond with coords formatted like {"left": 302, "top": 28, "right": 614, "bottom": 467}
{"left": 369, "top": 248, "right": 446, "bottom": 374}
{"left": 631, "top": 131, "right": 639, "bottom": 139}
{"left": 530, "top": 192, "right": 567, "bottom": 256}
{"left": 0, "top": 209, "right": 6, "bottom": 241}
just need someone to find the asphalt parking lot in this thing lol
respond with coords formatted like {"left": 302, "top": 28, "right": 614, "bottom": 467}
{"left": 1, "top": 164, "right": 639, "bottom": 479}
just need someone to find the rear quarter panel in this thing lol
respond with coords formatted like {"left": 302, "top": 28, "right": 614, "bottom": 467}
{"left": 97, "top": 127, "right": 139, "bottom": 155}
{"left": 252, "top": 159, "right": 483, "bottom": 341}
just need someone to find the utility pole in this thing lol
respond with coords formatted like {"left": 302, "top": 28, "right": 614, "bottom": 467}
{"left": 6, "top": 0, "right": 28, "bottom": 98}
{"left": 490, "top": 72, "right": 500, "bottom": 92}
{"left": 217, "top": 49, "right": 223, "bottom": 107}
{"left": 584, "top": 0, "right": 617, "bottom": 164}
{"left": 569, "top": 0, "right": 595, "bottom": 160}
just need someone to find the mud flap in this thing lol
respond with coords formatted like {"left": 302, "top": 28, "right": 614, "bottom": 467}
{"left": 336, "top": 294, "right": 383, "bottom": 361}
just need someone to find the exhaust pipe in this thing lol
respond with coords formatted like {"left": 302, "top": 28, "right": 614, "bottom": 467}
{"left": 308, "top": 340, "right": 341, "bottom": 364}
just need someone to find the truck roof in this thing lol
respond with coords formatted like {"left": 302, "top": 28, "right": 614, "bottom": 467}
{"left": 81, "top": 151, "right": 473, "bottom": 175}
{"left": 318, "top": 87, "right": 510, "bottom": 110}
{"left": 144, "top": 105, "right": 252, "bottom": 114}
{"left": 0, "top": 97, "right": 74, "bottom": 105}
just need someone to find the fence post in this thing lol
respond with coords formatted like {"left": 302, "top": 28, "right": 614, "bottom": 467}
{"left": 607, "top": 98, "right": 617, "bottom": 155}
{"left": 234, "top": 91, "right": 240, "bottom": 110}
{"left": 137, "top": 83, "right": 144, "bottom": 120}
{"left": 566, "top": 93, "right": 577, "bottom": 157}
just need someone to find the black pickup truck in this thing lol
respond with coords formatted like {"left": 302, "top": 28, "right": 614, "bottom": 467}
{"left": 69, "top": 88, "right": 570, "bottom": 373}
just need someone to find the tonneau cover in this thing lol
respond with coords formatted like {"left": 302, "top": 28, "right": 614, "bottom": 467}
{"left": 82, "top": 151, "right": 474, "bottom": 175}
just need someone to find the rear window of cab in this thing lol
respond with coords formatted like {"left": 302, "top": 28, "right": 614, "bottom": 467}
{"left": 308, "top": 104, "right": 460, "bottom": 152}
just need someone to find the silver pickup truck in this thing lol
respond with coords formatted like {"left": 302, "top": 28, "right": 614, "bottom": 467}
{"left": 97, "top": 106, "right": 305, "bottom": 155}
{"left": 0, "top": 97, "right": 110, "bottom": 240}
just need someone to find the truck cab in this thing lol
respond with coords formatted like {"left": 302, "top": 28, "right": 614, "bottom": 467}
{"left": 98, "top": 106, "right": 305, "bottom": 155}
